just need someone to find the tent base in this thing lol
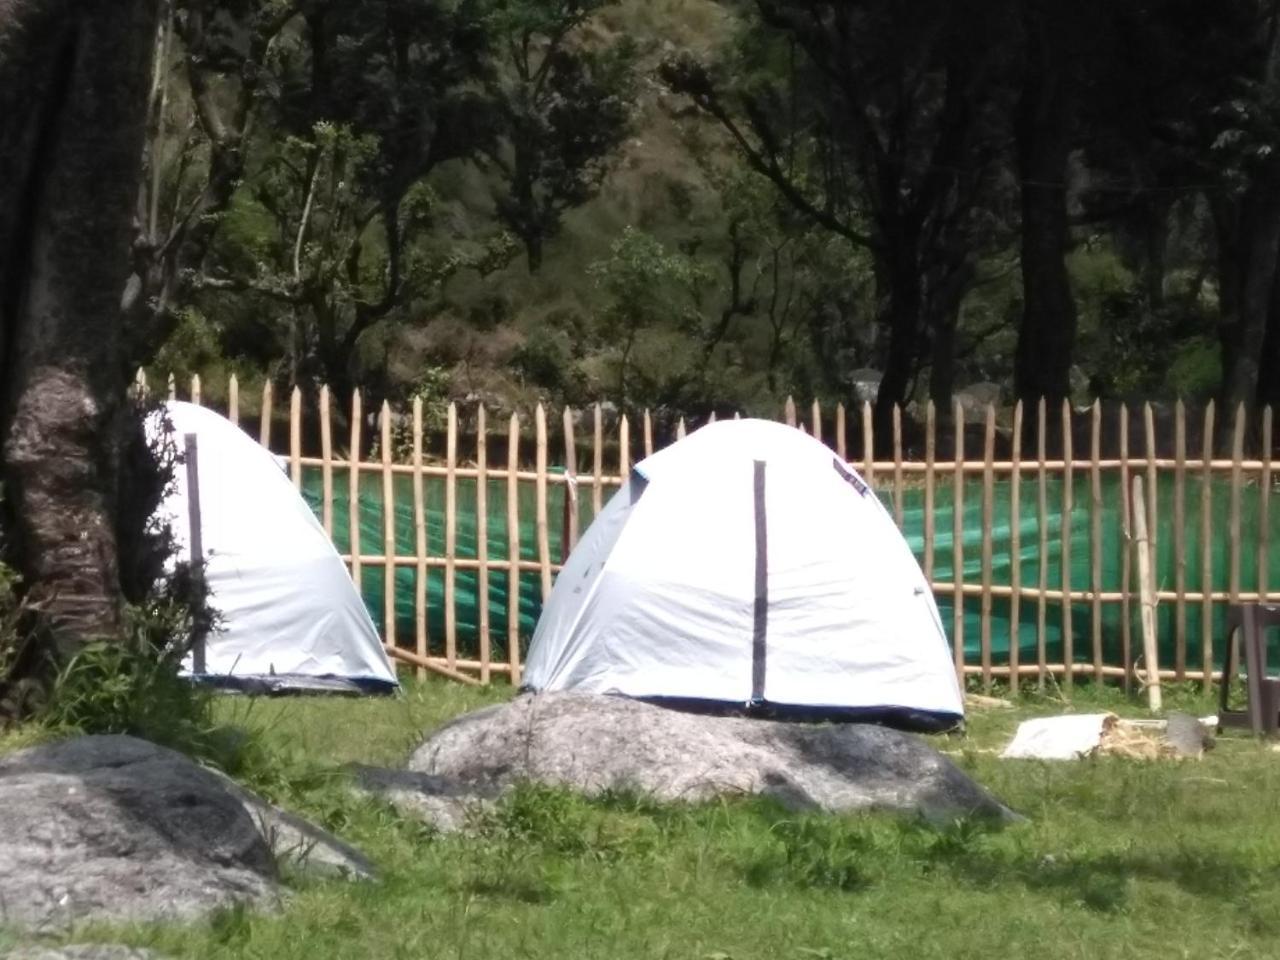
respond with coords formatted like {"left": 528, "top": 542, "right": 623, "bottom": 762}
{"left": 632, "top": 695, "right": 963, "bottom": 734}
{"left": 187, "top": 674, "right": 399, "bottom": 696}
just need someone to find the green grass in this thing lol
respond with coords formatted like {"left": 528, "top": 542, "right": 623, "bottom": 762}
{"left": 8, "top": 679, "right": 1280, "bottom": 960}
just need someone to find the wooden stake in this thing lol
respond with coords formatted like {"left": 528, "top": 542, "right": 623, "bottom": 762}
{"left": 290, "top": 386, "right": 302, "bottom": 492}
{"left": 168, "top": 371, "right": 176, "bottom": 402}
{"left": 445, "top": 402, "right": 458, "bottom": 669}
{"left": 535, "top": 404, "right": 552, "bottom": 602}
{"left": 1036, "top": 397, "right": 1048, "bottom": 688}
{"left": 592, "top": 403, "right": 604, "bottom": 517}
{"left": 812, "top": 399, "right": 822, "bottom": 442}
{"left": 412, "top": 397, "right": 426, "bottom": 679}
{"left": 1061, "top": 399, "right": 1074, "bottom": 693}
{"left": 1261, "top": 406, "right": 1273, "bottom": 604}
{"left": 1009, "top": 400, "right": 1023, "bottom": 694}
{"left": 349, "top": 389, "right": 362, "bottom": 598}
{"left": 381, "top": 401, "right": 396, "bottom": 652}
{"left": 676, "top": 417, "right": 687, "bottom": 441}
{"left": 893, "top": 404, "right": 905, "bottom": 528}
{"left": 507, "top": 412, "right": 522, "bottom": 686}
{"left": 836, "top": 402, "right": 847, "bottom": 461}
{"left": 1144, "top": 402, "right": 1158, "bottom": 586}
{"left": 620, "top": 413, "right": 631, "bottom": 483}
{"left": 228, "top": 373, "right": 238, "bottom": 426}
{"left": 1201, "top": 401, "right": 1215, "bottom": 691}
{"left": 134, "top": 367, "right": 149, "bottom": 401}
{"left": 562, "top": 406, "right": 579, "bottom": 554}
{"left": 953, "top": 400, "right": 965, "bottom": 681}
{"left": 1090, "top": 400, "right": 1103, "bottom": 683}
{"left": 1229, "top": 403, "right": 1245, "bottom": 614}
{"left": 260, "top": 380, "right": 273, "bottom": 448}
{"left": 1132, "top": 474, "right": 1162, "bottom": 712}
{"left": 320, "top": 385, "right": 333, "bottom": 537}
{"left": 190, "top": 373, "right": 201, "bottom": 406}
{"left": 785, "top": 396, "right": 797, "bottom": 427}
{"left": 980, "top": 404, "right": 995, "bottom": 691}
{"left": 477, "top": 405, "right": 491, "bottom": 684}
{"left": 862, "top": 401, "right": 875, "bottom": 484}
{"left": 924, "top": 400, "right": 936, "bottom": 582}
{"left": 1174, "top": 400, "right": 1187, "bottom": 680}
{"left": 1119, "top": 403, "right": 1132, "bottom": 691}
{"left": 382, "top": 645, "right": 482, "bottom": 687}
{"left": 643, "top": 408, "right": 654, "bottom": 458}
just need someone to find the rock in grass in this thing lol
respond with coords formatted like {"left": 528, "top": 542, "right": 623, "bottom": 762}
{"left": 404, "top": 693, "right": 1017, "bottom": 825}
{"left": 347, "top": 765, "right": 499, "bottom": 833}
{"left": 0, "top": 734, "right": 372, "bottom": 933}
{"left": 2, "top": 946, "right": 167, "bottom": 959}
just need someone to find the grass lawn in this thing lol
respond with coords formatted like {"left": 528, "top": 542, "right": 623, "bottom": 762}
{"left": 8, "top": 679, "right": 1280, "bottom": 960}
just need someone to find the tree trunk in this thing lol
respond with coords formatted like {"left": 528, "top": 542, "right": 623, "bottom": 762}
{"left": 1222, "top": 184, "right": 1280, "bottom": 411}
{"left": 872, "top": 259, "right": 923, "bottom": 452}
{"left": 1013, "top": 0, "right": 1078, "bottom": 411}
{"left": 0, "top": 0, "right": 158, "bottom": 656}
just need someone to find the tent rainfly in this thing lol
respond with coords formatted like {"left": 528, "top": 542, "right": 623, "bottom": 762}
{"left": 522, "top": 418, "right": 963, "bottom": 731}
{"left": 149, "top": 401, "right": 398, "bottom": 694}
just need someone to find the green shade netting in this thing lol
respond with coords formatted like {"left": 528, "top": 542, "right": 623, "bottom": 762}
{"left": 301, "top": 467, "right": 1280, "bottom": 670}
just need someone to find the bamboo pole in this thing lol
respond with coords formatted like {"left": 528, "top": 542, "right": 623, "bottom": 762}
{"left": 349, "top": 389, "right": 362, "bottom": 597}
{"left": 1119, "top": 404, "right": 1132, "bottom": 691}
{"left": 1261, "top": 406, "right": 1273, "bottom": 604}
{"left": 620, "top": 414, "right": 631, "bottom": 483}
{"left": 562, "top": 407, "right": 579, "bottom": 553}
{"left": 980, "top": 404, "right": 995, "bottom": 691}
{"left": 812, "top": 399, "right": 822, "bottom": 442}
{"left": 1036, "top": 398, "right": 1048, "bottom": 688}
{"left": 1201, "top": 402, "right": 1215, "bottom": 690}
{"left": 892, "top": 404, "right": 904, "bottom": 528}
{"left": 1009, "top": 400, "right": 1023, "bottom": 694}
{"left": 1133, "top": 475, "right": 1162, "bottom": 712}
{"left": 862, "top": 402, "right": 875, "bottom": 484}
{"left": 1090, "top": 400, "right": 1103, "bottom": 683}
{"left": 643, "top": 409, "right": 654, "bottom": 458}
{"left": 1061, "top": 399, "right": 1074, "bottom": 694}
{"left": 477, "top": 405, "right": 490, "bottom": 683}
{"left": 190, "top": 373, "right": 201, "bottom": 406}
{"left": 836, "top": 402, "right": 847, "bottom": 461}
{"left": 260, "top": 381, "right": 273, "bottom": 448}
{"left": 535, "top": 404, "right": 552, "bottom": 603}
{"left": 319, "top": 385, "right": 333, "bottom": 537}
{"left": 1144, "top": 402, "right": 1158, "bottom": 588}
{"left": 413, "top": 397, "right": 426, "bottom": 679}
{"left": 785, "top": 396, "right": 797, "bottom": 428}
{"left": 445, "top": 402, "right": 458, "bottom": 669}
{"left": 924, "top": 400, "right": 936, "bottom": 582}
{"left": 1174, "top": 400, "right": 1187, "bottom": 680}
{"left": 228, "top": 373, "right": 238, "bottom": 425}
{"left": 290, "top": 386, "right": 302, "bottom": 492}
{"left": 381, "top": 401, "right": 396, "bottom": 652}
{"left": 952, "top": 400, "right": 965, "bottom": 681}
{"left": 507, "top": 412, "right": 522, "bottom": 686}
{"left": 383, "top": 645, "right": 482, "bottom": 687}
{"left": 592, "top": 403, "right": 604, "bottom": 517}
{"left": 1229, "top": 404, "right": 1245, "bottom": 616}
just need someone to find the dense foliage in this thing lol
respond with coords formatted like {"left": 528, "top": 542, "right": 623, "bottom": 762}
{"left": 136, "top": 0, "right": 1280, "bottom": 427}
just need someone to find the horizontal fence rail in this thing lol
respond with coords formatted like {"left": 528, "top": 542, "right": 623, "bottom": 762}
{"left": 140, "top": 371, "right": 1280, "bottom": 695}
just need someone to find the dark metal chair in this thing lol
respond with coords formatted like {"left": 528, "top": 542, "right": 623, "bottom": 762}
{"left": 1219, "top": 603, "right": 1280, "bottom": 738}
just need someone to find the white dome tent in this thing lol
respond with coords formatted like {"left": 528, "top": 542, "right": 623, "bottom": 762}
{"left": 523, "top": 418, "right": 962, "bottom": 731}
{"left": 149, "top": 401, "right": 398, "bottom": 694}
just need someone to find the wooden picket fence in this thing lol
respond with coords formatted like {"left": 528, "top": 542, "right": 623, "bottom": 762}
{"left": 140, "top": 371, "right": 1278, "bottom": 695}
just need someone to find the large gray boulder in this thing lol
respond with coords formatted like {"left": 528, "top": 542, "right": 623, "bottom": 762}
{"left": 2, "top": 947, "right": 166, "bottom": 960}
{"left": 0, "top": 734, "right": 368, "bottom": 934}
{"left": 401, "top": 693, "right": 1015, "bottom": 825}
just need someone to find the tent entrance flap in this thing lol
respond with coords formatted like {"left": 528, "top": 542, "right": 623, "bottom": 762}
{"left": 751, "top": 459, "right": 767, "bottom": 703}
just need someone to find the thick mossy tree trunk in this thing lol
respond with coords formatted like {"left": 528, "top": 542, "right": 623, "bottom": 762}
{"left": 0, "top": 0, "right": 158, "bottom": 659}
